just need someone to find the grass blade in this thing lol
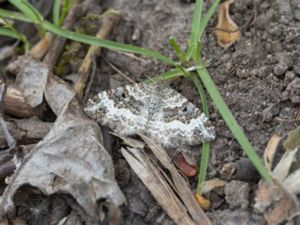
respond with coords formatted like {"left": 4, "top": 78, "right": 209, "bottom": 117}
{"left": 191, "top": 75, "right": 211, "bottom": 193}
{"left": 0, "top": 6, "right": 176, "bottom": 67}
{"left": 197, "top": 68, "right": 272, "bottom": 182}
{"left": 169, "top": 36, "right": 187, "bottom": 64}
{"left": 198, "top": 0, "right": 221, "bottom": 38}
{"left": 53, "top": 0, "right": 61, "bottom": 26}
{"left": 187, "top": 0, "right": 203, "bottom": 61}
{"left": 0, "top": 8, "right": 33, "bottom": 22}
{"left": 42, "top": 21, "right": 177, "bottom": 66}
{"left": 0, "top": 27, "right": 21, "bottom": 39}
{"left": 9, "top": 0, "right": 43, "bottom": 23}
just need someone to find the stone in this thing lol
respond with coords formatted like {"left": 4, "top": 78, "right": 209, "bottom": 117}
{"left": 225, "top": 180, "right": 250, "bottom": 209}
{"left": 293, "top": 64, "right": 300, "bottom": 75}
{"left": 273, "top": 64, "right": 288, "bottom": 76}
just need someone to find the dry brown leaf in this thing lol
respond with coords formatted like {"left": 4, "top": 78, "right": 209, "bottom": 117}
{"left": 11, "top": 218, "right": 26, "bottom": 225}
{"left": 139, "top": 134, "right": 212, "bottom": 225}
{"left": 255, "top": 181, "right": 299, "bottom": 225}
{"left": 263, "top": 134, "right": 281, "bottom": 171}
{"left": 110, "top": 132, "right": 145, "bottom": 149}
{"left": 215, "top": 0, "right": 240, "bottom": 48}
{"left": 122, "top": 147, "right": 199, "bottom": 225}
{"left": 255, "top": 134, "right": 300, "bottom": 225}
{"left": 0, "top": 217, "right": 9, "bottom": 225}
{"left": 7, "top": 57, "right": 49, "bottom": 108}
{"left": 272, "top": 148, "right": 298, "bottom": 182}
{"left": 202, "top": 178, "right": 227, "bottom": 195}
{"left": 172, "top": 152, "right": 198, "bottom": 177}
{"left": 0, "top": 56, "right": 125, "bottom": 224}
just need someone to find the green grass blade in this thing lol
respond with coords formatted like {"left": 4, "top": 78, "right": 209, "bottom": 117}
{"left": 188, "top": 0, "right": 203, "bottom": 61}
{"left": 197, "top": 68, "right": 272, "bottom": 182}
{"left": 0, "top": 8, "right": 33, "bottom": 22}
{"left": 191, "top": 75, "right": 211, "bottom": 193}
{"left": 198, "top": 0, "right": 221, "bottom": 38}
{"left": 146, "top": 68, "right": 184, "bottom": 83}
{"left": 0, "top": 5, "right": 176, "bottom": 66}
{"left": 9, "top": 0, "right": 43, "bottom": 23}
{"left": 42, "top": 21, "right": 176, "bottom": 66}
{"left": 0, "top": 27, "right": 21, "bottom": 39}
{"left": 169, "top": 36, "right": 187, "bottom": 64}
{"left": 53, "top": 0, "right": 61, "bottom": 26}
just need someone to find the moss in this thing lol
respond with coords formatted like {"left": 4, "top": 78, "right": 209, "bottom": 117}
{"left": 55, "top": 42, "right": 82, "bottom": 76}
{"left": 284, "top": 126, "right": 300, "bottom": 151}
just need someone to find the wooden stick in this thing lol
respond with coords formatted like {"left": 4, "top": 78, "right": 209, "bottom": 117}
{"left": 74, "top": 10, "right": 121, "bottom": 99}
{"left": 43, "top": 3, "right": 89, "bottom": 69}
{"left": 4, "top": 84, "right": 43, "bottom": 118}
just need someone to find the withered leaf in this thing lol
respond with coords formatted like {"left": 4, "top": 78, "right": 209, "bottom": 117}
{"left": 215, "top": 0, "right": 240, "bottom": 48}
{"left": 0, "top": 56, "right": 125, "bottom": 224}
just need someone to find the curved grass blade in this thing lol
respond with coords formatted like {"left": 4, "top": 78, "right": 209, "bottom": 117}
{"left": 0, "top": 8, "right": 33, "bottom": 22}
{"left": 9, "top": 0, "right": 43, "bottom": 23}
{"left": 42, "top": 21, "right": 177, "bottom": 66}
{"left": 0, "top": 27, "right": 21, "bottom": 39}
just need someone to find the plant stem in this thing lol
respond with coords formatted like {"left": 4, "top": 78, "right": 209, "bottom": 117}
{"left": 192, "top": 75, "right": 211, "bottom": 193}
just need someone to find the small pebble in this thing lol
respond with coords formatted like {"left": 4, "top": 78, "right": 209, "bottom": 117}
{"left": 294, "top": 9, "right": 300, "bottom": 21}
{"left": 285, "top": 71, "right": 296, "bottom": 82}
{"left": 293, "top": 64, "right": 300, "bottom": 75}
{"left": 224, "top": 180, "right": 250, "bottom": 209}
{"left": 273, "top": 64, "right": 288, "bottom": 76}
{"left": 234, "top": 158, "right": 260, "bottom": 182}
{"left": 275, "top": 0, "right": 293, "bottom": 24}
{"left": 128, "top": 198, "right": 148, "bottom": 216}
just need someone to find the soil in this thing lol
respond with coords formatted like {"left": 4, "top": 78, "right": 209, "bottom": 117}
{"left": 91, "top": 0, "right": 300, "bottom": 224}
{"left": 1, "top": 0, "right": 300, "bottom": 224}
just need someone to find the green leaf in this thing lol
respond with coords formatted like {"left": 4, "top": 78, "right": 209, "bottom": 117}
{"left": 198, "top": 0, "right": 221, "bottom": 37}
{"left": 188, "top": 0, "right": 203, "bottom": 61}
{"left": 53, "top": 0, "right": 61, "bottom": 26}
{"left": 9, "top": 0, "right": 43, "bottom": 23}
{"left": 0, "top": 27, "right": 21, "bottom": 39}
{"left": 0, "top": 8, "right": 33, "bottom": 22}
{"left": 169, "top": 36, "right": 187, "bottom": 64}
{"left": 191, "top": 75, "right": 211, "bottom": 193}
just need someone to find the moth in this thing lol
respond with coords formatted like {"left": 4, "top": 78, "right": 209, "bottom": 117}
{"left": 84, "top": 83, "right": 215, "bottom": 148}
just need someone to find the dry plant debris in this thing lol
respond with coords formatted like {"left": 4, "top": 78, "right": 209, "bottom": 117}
{"left": 74, "top": 9, "right": 121, "bottom": 100}
{"left": 255, "top": 131, "right": 300, "bottom": 225}
{"left": 215, "top": 0, "right": 241, "bottom": 48}
{"left": 121, "top": 134, "right": 212, "bottom": 225}
{"left": 172, "top": 152, "right": 198, "bottom": 177}
{"left": 0, "top": 56, "right": 125, "bottom": 224}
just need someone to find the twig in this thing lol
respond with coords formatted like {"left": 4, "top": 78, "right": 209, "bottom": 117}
{"left": 0, "top": 160, "right": 15, "bottom": 181}
{"left": 0, "top": 83, "right": 16, "bottom": 150}
{"left": 74, "top": 9, "right": 121, "bottom": 100}
{"left": 4, "top": 84, "right": 43, "bottom": 118}
{"left": 104, "top": 58, "right": 136, "bottom": 84}
{"left": 43, "top": 2, "right": 89, "bottom": 69}
{"left": 83, "top": 57, "right": 97, "bottom": 104}
{"left": 119, "top": 52, "right": 147, "bottom": 63}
